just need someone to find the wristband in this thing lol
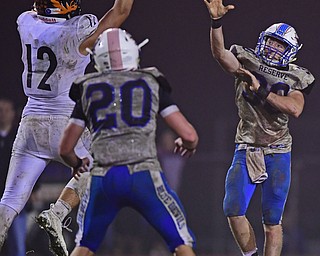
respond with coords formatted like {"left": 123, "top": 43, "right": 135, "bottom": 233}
{"left": 256, "top": 86, "right": 270, "bottom": 100}
{"left": 211, "top": 17, "right": 223, "bottom": 29}
{"left": 74, "top": 157, "right": 83, "bottom": 169}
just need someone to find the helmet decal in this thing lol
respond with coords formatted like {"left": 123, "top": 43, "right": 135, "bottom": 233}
{"left": 51, "top": 0, "right": 78, "bottom": 15}
{"left": 107, "top": 29, "right": 124, "bottom": 70}
{"left": 275, "top": 24, "right": 290, "bottom": 36}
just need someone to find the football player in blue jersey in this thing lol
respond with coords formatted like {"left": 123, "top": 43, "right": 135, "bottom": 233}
{"left": 59, "top": 28, "right": 198, "bottom": 256}
{"left": 0, "top": 0, "right": 134, "bottom": 255}
{"left": 204, "top": 0, "right": 315, "bottom": 255}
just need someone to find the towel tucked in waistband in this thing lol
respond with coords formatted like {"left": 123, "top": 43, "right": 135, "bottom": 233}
{"left": 244, "top": 146, "right": 268, "bottom": 184}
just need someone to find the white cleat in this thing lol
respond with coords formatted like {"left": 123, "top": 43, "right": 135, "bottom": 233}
{"left": 36, "top": 204, "right": 69, "bottom": 256}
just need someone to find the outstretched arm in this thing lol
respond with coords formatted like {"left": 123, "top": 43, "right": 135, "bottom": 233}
{"left": 79, "top": 0, "right": 134, "bottom": 55}
{"left": 204, "top": 0, "right": 240, "bottom": 74}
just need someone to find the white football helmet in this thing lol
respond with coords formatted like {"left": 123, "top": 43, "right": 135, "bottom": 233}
{"left": 255, "top": 23, "right": 302, "bottom": 67}
{"left": 90, "top": 28, "right": 149, "bottom": 72}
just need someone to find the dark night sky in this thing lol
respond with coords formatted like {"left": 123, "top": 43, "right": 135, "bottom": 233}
{"left": 1, "top": 0, "right": 320, "bottom": 254}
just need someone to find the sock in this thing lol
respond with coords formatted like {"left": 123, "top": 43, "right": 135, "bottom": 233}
{"left": 51, "top": 199, "right": 72, "bottom": 221}
{"left": 243, "top": 248, "right": 258, "bottom": 256}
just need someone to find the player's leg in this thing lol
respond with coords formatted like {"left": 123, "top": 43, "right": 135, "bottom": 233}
{"left": 36, "top": 174, "right": 89, "bottom": 256}
{"left": 131, "top": 170, "right": 196, "bottom": 255}
{"left": 0, "top": 205, "right": 17, "bottom": 250}
{"left": 0, "top": 152, "right": 47, "bottom": 250}
{"left": 263, "top": 224, "right": 283, "bottom": 256}
{"left": 38, "top": 124, "right": 92, "bottom": 220}
{"left": 261, "top": 152, "right": 291, "bottom": 256}
{"left": 6, "top": 209, "right": 27, "bottom": 256}
{"left": 227, "top": 216, "right": 258, "bottom": 255}
{"left": 223, "top": 148, "right": 258, "bottom": 255}
{"left": 70, "top": 246, "right": 94, "bottom": 256}
{"left": 71, "top": 172, "right": 121, "bottom": 255}
{"left": 36, "top": 126, "right": 92, "bottom": 256}
{"left": 48, "top": 129, "right": 92, "bottom": 213}
{"left": 174, "top": 244, "right": 195, "bottom": 256}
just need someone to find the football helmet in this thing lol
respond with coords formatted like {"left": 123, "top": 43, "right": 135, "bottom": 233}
{"left": 255, "top": 23, "right": 302, "bottom": 67}
{"left": 34, "top": 0, "right": 81, "bottom": 20}
{"left": 90, "top": 28, "right": 149, "bottom": 72}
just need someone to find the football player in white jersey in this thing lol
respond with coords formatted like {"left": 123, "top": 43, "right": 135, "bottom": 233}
{"left": 204, "top": 0, "right": 315, "bottom": 256}
{"left": 0, "top": 0, "right": 134, "bottom": 255}
{"left": 59, "top": 28, "right": 198, "bottom": 256}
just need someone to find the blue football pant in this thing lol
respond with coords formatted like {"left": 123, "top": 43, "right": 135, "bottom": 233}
{"left": 223, "top": 149, "right": 291, "bottom": 225}
{"left": 78, "top": 165, "right": 195, "bottom": 253}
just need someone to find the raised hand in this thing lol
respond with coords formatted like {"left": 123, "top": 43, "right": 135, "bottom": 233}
{"left": 204, "top": 0, "right": 235, "bottom": 19}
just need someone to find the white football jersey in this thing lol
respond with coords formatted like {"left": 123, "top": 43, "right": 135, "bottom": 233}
{"left": 17, "top": 11, "right": 98, "bottom": 116}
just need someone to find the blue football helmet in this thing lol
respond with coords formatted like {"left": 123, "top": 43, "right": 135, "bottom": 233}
{"left": 34, "top": 0, "right": 81, "bottom": 20}
{"left": 255, "top": 23, "right": 302, "bottom": 67}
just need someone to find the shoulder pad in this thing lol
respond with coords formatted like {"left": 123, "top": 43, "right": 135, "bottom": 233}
{"left": 243, "top": 47, "right": 256, "bottom": 55}
{"left": 289, "top": 64, "right": 315, "bottom": 91}
{"left": 140, "top": 67, "right": 172, "bottom": 93}
{"left": 140, "top": 67, "right": 163, "bottom": 78}
{"left": 74, "top": 72, "right": 101, "bottom": 85}
{"left": 17, "top": 11, "right": 36, "bottom": 26}
{"left": 230, "top": 44, "right": 255, "bottom": 57}
{"left": 230, "top": 44, "right": 242, "bottom": 56}
{"left": 70, "top": 72, "right": 101, "bottom": 101}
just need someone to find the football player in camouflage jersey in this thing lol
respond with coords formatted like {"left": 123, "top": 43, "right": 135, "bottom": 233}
{"left": 204, "top": 0, "right": 315, "bottom": 256}
{"left": 0, "top": 0, "right": 134, "bottom": 255}
{"left": 59, "top": 28, "right": 198, "bottom": 256}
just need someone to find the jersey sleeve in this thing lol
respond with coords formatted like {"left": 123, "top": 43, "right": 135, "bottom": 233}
{"left": 142, "top": 67, "right": 172, "bottom": 93}
{"left": 158, "top": 79, "right": 179, "bottom": 117}
{"left": 230, "top": 44, "right": 238, "bottom": 56}
{"left": 66, "top": 14, "right": 98, "bottom": 57}
{"left": 230, "top": 44, "right": 243, "bottom": 58}
{"left": 17, "top": 11, "right": 37, "bottom": 32}
{"left": 290, "top": 65, "right": 315, "bottom": 95}
{"left": 69, "top": 82, "right": 82, "bottom": 102}
{"left": 76, "top": 14, "right": 98, "bottom": 42}
{"left": 70, "top": 99, "right": 88, "bottom": 125}
{"left": 69, "top": 73, "right": 96, "bottom": 101}
{"left": 17, "top": 11, "right": 27, "bottom": 26}
{"left": 139, "top": 67, "right": 178, "bottom": 116}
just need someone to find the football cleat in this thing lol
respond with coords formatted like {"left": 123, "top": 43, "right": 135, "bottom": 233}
{"left": 36, "top": 204, "right": 69, "bottom": 256}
